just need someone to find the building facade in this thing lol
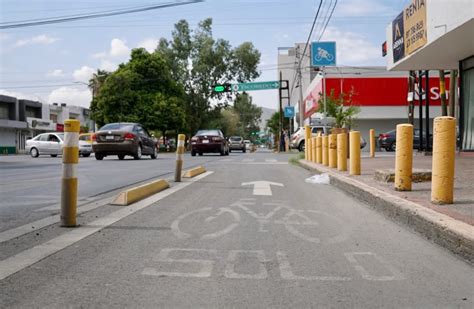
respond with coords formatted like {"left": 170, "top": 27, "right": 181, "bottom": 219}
{"left": 385, "top": 0, "right": 473, "bottom": 151}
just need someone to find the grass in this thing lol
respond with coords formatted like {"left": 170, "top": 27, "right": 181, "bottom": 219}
{"left": 289, "top": 152, "right": 305, "bottom": 165}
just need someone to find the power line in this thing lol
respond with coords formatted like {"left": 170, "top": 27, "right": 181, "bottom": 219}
{"left": 0, "top": 0, "right": 204, "bottom": 29}
{"left": 317, "top": 0, "right": 337, "bottom": 40}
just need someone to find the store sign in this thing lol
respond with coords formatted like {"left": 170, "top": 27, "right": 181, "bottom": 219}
{"left": 392, "top": 0, "right": 427, "bottom": 63}
{"left": 27, "top": 117, "right": 55, "bottom": 130}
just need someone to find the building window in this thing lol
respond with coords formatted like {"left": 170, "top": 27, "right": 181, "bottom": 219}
{"left": 462, "top": 62, "right": 474, "bottom": 150}
{"left": 50, "top": 113, "right": 58, "bottom": 123}
{"left": 0, "top": 103, "right": 9, "bottom": 119}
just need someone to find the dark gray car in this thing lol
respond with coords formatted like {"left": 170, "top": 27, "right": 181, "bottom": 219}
{"left": 228, "top": 136, "right": 246, "bottom": 153}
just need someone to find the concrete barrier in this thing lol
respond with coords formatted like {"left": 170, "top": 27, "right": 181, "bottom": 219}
{"left": 182, "top": 166, "right": 206, "bottom": 178}
{"left": 111, "top": 179, "right": 170, "bottom": 206}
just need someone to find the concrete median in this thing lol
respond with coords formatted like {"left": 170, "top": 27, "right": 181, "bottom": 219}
{"left": 111, "top": 179, "right": 170, "bottom": 206}
{"left": 182, "top": 166, "right": 207, "bottom": 178}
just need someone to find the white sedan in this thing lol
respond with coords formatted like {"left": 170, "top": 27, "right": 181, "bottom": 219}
{"left": 26, "top": 132, "right": 91, "bottom": 158}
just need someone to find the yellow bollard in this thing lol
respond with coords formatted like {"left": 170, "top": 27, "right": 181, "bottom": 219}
{"left": 370, "top": 129, "right": 375, "bottom": 158}
{"left": 394, "top": 124, "right": 413, "bottom": 191}
{"left": 431, "top": 116, "right": 456, "bottom": 204}
{"left": 322, "top": 135, "right": 329, "bottom": 166}
{"left": 174, "top": 134, "right": 186, "bottom": 182}
{"left": 304, "top": 125, "right": 311, "bottom": 160}
{"left": 350, "top": 131, "right": 361, "bottom": 175}
{"left": 61, "top": 119, "right": 80, "bottom": 227}
{"left": 328, "top": 134, "right": 337, "bottom": 168}
{"left": 311, "top": 137, "right": 317, "bottom": 163}
{"left": 337, "top": 133, "right": 348, "bottom": 171}
{"left": 316, "top": 135, "right": 322, "bottom": 164}
{"left": 307, "top": 136, "right": 313, "bottom": 162}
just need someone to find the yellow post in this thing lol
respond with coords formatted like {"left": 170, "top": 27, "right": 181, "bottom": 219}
{"left": 307, "top": 136, "right": 313, "bottom": 162}
{"left": 337, "top": 133, "right": 348, "bottom": 171}
{"left": 350, "top": 131, "right": 361, "bottom": 175}
{"left": 61, "top": 119, "right": 80, "bottom": 227}
{"left": 174, "top": 134, "right": 186, "bottom": 182}
{"left": 431, "top": 116, "right": 456, "bottom": 204}
{"left": 394, "top": 124, "right": 413, "bottom": 191}
{"left": 316, "top": 135, "right": 322, "bottom": 164}
{"left": 304, "top": 125, "right": 311, "bottom": 161}
{"left": 370, "top": 129, "right": 375, "bottom": 158}
{"left": 328, "top": 134, "right": 337, "bottom": 168}
{"left": 322, "top": 135, "right": 329, "bottom": 166}
{"left": 311, "top": 137, "right": 317, "bottom": 163}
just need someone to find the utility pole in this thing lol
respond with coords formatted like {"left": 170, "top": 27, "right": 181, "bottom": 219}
{"left": 448, "top": 70, "right": 457, "bottom": 117}
{"left": 278, "top": 71, "right": 283, "bottom": 152}
{"left": 297, "top": 46, "right": 305, "bottom": 128}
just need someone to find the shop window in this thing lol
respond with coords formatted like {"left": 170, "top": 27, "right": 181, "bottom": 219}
{"left": 462, "top": 56, "right": 474, "bottom": 151}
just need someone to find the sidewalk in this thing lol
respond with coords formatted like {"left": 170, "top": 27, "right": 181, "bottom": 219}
{"left": 299, "top": 153, "right": 474, "bottom": 264}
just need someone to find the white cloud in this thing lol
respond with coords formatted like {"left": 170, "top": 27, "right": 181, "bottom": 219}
{"left": 0, "top": 33, "right": 9, "bottom": 41}
{"left": 73, "top": 66, "right": 95, "bottom": 83}
{"left": 138, "top": 38, "right": 159, "bottom": 53}
{"left": 0, "top": 90, "right": 44, "bottom": 102}
{"left": 14, "top": 34, "right": 59, "bottom": 47}
{"left": 48, "top": 87, "right": 92, "bottom": 108}
{"left": 46, "top": 69, "right": 65, "bottom": 77}
{"left": 92, "top": 51, "right": 107, "bottom": 59}
{"left": 99, "top": 60, "right": 117, "bottom": 72}
{"left": 110, "top": 38, "right": 130, "bottom": 57}
{"left": 321, "top": 27, "right": 382, "bottom": 65}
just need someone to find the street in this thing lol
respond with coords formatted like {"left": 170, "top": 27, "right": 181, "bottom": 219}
{"left": 1, "top": 150, "right": 472, "bottom": 308}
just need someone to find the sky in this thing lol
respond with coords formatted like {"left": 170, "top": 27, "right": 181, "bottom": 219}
{"left": 0, "top": 0, "right": 409, "bottom": 110}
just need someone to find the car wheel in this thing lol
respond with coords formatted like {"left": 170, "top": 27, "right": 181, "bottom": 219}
{"left": 151, "top": 147, "right": 158, "bottom": 159}
{"left": 229, "top": 149, "right": 232, "bottom": 153}
{"left": 298, "top": 141, "right": 305, "bottom": 152}
{"left": 82, "top": 153, "right": 91, "bottom": 158}
{"left": 243, "top": 148, "right": 246, "bottom": 153}
{"left": 220, "top": 148, "right": 225, "bottom": 156}
{"left": 134, "top": 145, "right": 142, "bottom": 160}
{"left": 95, "top": 153, "right": 104, "bottom": 160}
{"left": 50, "top": 154, "right": 58, "bottom": 157}
{"left": 199, "top": 152, "right": 203, "bottom": 156}
{"left": 118, "top": 155, "right": 125, "bottom": 160}
{"left": 30, "top": 148, "right": 39, "bottom": 158}
{"left": 389, "top": 142, "right": 396, "bottom": 152}
{"left": 191, "top": 150, "right": 196, "bottom": 157}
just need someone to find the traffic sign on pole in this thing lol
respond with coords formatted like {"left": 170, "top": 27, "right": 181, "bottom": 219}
{"left": 284, "top": 106, "right": 295, "bottom": 118}
{"left": 233, "top": 81, "right": 280, "bottom": 92}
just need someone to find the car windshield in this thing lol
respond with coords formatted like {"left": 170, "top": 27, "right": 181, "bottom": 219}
{"left": 196, "top": 130, "right": 220, "bottom": 136}
{"left": 55, "top": 133, "right": 64, "bottom": 141}
{"left": 230, "top": 137, "right": 242, "bottom": 141}
{"left": 99, "top": 123, "right": 134, "bottom": 132}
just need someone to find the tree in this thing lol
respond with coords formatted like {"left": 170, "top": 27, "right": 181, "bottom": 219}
{"left": 155, "top": 18, "right": 261, "bottom": 134}
{"left": 233, "top": 92, "right": 262, "bottom": 138}
{"left": 208, "top": 108, "right": 240, "bottom": 136}
{"left": 91, "top": 48, "right": 184, "bottom": 129}
{"left": 266, "top": 111, "right": 288, "bottom": 148}
{"left": 316, "top": 88, "right": 360, "bottom": 128}
{"left": 88, "top": 69, "right": 110, "bottom": 98}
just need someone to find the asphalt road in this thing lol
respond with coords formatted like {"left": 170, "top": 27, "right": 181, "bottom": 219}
{"left": 1, "top": 150, "right": 472, "bottom": 308}
{"left": 0, "top": 151, "right": 234, "bottom": 232}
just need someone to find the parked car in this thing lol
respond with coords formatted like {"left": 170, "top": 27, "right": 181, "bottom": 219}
{"left": 378, "top": 129, "right": 431, "bottom": 151}
{"left": 291, "top": 126, "right": 367, "bottom": 152}
{"left": 26, "top": 132, "right": 64, "bottom": 158}
{"left": 228, "top": 136, "right": 246, "bottom": 153}
{"left": 190, "top": 129, "right": 229, "bottom": 156}
{"left": 92, "top": 122, "right": 158, "bottom": 160}
{"left": 79, "top": 133, "right": 93, "bottom": 144}
{"left": 78, "top": 140, "right": 92, "bottom": 157}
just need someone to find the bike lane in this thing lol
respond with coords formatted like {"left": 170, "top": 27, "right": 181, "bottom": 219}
{"left": 1, "top": 157, "right": 473, "bottom": 308}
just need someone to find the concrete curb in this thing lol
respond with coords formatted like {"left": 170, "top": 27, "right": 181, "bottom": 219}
{"left": 299, "top": 159, "right": 474, "bottom": 265}
{"left": 182, "top": 166, "right": 206, "bottom": 178}
{"left": 111, "top": 179, "right": 170, "bottom": 206}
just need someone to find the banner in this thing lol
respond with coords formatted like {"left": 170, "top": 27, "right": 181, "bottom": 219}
{"left": 404, "top": 0, "right": 427, "bottom": 55}
{"left": 392, "top": 12, "right": 405, "bottom": 63}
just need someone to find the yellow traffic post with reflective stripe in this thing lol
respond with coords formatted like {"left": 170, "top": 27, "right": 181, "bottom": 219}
{"left": 350, "top": 131, "right": 361, "bottom": 175}
{"left": 394, "top": 124, "right": 413, "bottom": 191}
{"left": 431, "top": 116, "right": 456, "bottom": 204}
{"left": 328, "top": 134, "right": 337, "bottom": 168}
{"left": 174, "top": 134, "right": 186, "bottom": 182}
{"left": 370, "top": 129, "right": 375, "bottom": 158}
{"left": 304, "top": 125, "right": 311, "bottom": 161}
{"left": 311, "top": 137, "right": 317, "bottom": 163}
{"left": 337, "top": 133, "right": 348, "bottom": 171}
{"left": 61, "top": 119, "right": 80, "bottom": 227}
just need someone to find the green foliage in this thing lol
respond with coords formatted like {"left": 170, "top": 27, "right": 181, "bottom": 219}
{"left": 316, "top": 88, "right": 360, "bottom": 128}
{"left": 208, "top": 108, "right": 241, "bottom": 136}
{"left": 233, "top": 92, "right": 262, "bottom": 138}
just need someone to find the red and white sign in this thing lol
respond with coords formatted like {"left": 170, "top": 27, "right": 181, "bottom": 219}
{"left": 304, "top": 76, "right": 450, "bottom": 119}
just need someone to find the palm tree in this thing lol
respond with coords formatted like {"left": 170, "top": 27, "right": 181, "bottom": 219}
{"left": 88, "top": 69, "right": 110, "bottom": 98}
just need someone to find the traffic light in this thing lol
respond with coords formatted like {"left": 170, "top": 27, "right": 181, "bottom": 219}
{"left": 212, "top": 83, "right": 232, "bottom": 93}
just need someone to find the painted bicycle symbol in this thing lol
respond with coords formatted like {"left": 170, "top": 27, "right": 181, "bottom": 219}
{"left": 315, "top": 47, "right": 334, "bottom": 62}
{"left": 171, "top": 198, "right": 347, "bottom": 244}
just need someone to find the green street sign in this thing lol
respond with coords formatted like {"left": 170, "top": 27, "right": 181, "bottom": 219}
{"left": 232, "top": 81, "right": 280, "bottom": 92}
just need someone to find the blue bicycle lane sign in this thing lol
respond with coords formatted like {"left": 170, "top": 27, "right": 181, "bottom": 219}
{"left": 311, "top": 41, "right": 336, "bottom": 67}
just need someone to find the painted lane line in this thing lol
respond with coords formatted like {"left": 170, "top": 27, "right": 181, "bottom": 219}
{"left": 0, "top": 171, "right": 213, "bottom": 281}
{"left": 228, "top": 162, "right": 288, "bottom": 165}
{"left": 241, "top": 180, "right": 284, "bottom": 196}
{"left": 265, "top": 159, "right": 277, "bottom": 162}
{"left": 242, "top": 159, "right": 254, "bottom": 162}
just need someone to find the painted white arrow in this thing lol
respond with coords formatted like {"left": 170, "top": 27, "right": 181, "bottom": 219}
{"left": 241, "top": 181, "right": 284, "bottom": 196}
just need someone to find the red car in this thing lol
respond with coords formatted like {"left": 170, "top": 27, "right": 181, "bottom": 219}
{"left": 191, "top": 129, "right": 229, "bottom": 156}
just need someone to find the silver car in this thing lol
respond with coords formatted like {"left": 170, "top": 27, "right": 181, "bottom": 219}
{"left": 26, "top": 132, "right": 64, "bottom": 158}
{"left": 25, "top": 132, "right": 92, "bottom": 158}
